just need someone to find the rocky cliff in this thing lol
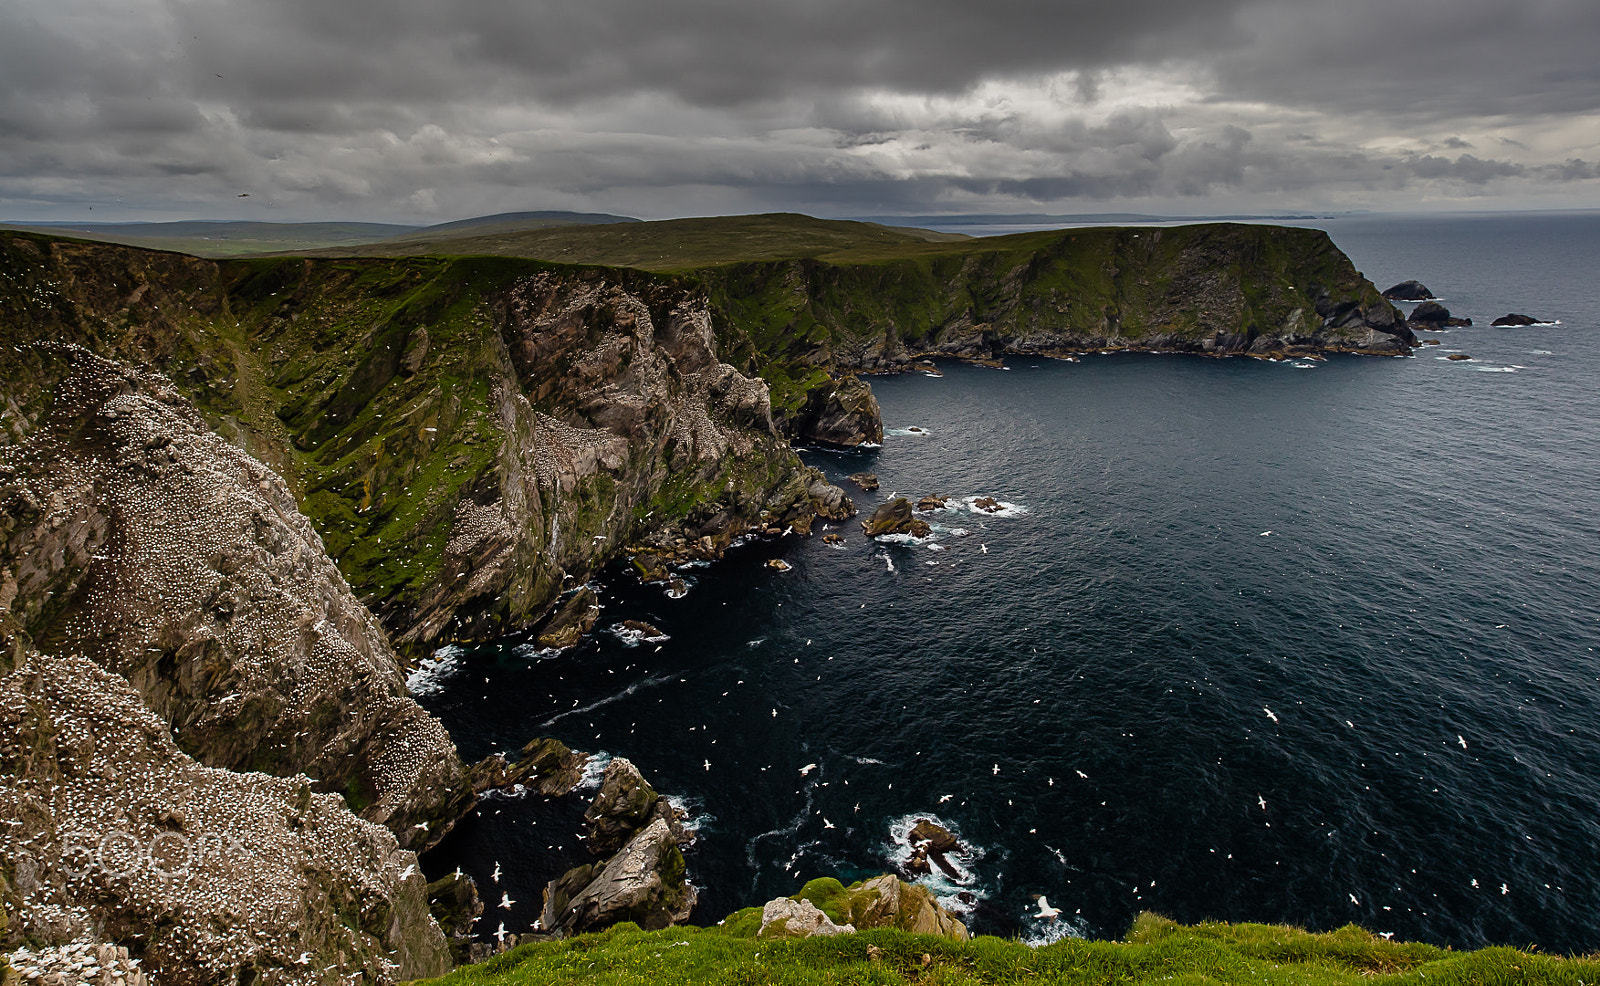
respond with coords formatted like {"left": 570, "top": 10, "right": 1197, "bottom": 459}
{"left": 0, "top": 232, "right": 848, "bottom": 653}
{"left": 705, "top": 223, "right": 1412, "bottom": 434}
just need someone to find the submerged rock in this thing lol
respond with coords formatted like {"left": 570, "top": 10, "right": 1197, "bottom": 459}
{"left": 758, "top": 898, "right": 855, "bottom": 939}
{"left": 1382, "top": 280, "right": 1436, "bottom": 301}
{"left": 1447, "top": 354, "right": 1473, "bottom": 361}
{"left": 861, "top": 498, "right": 932, "bottom": 538}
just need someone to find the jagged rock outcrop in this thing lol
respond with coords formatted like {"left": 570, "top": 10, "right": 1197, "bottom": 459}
{"left": 794, "top": 375, "right": 883, "bottom": 448}
{"left": 848, "top": 472, "right": 879, "bottom": 491}
{"left": 0, "top": 348, "right": 469, "bottom": 849}
{"left": 0, "top": 649, "right": 451, "bottom": 985}
{"left": 539, "top": 817, "right": 695, "bottom": 934}
{"left": 540, "top": 759, "right": 695, "bottom": 935}
{"left": 758, "top": 898, "right": 855, "bottom": 939}
{"left": 862, "top": 498, "right": 932, "bottom": 538}
{"left": 583, "top": 758, "right": 667, "bottom": 856}
{"left": 1382, "top": 280, "right": 1436, "bottom": 301}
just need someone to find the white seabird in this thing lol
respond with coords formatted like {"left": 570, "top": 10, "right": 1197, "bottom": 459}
{"left": 1034, "top": 896, "right": 1061, "bottom": 920}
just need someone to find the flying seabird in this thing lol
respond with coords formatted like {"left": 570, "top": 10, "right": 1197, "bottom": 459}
{"left": 1034, "top": 896, "right": 1061, "bottom": 920}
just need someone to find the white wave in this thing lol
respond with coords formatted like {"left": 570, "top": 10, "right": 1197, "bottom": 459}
{"left": 1290, "top": 361, "right": 1319, "bottom": 369}
{"left": 944, "top": 527, "right": 970, "bottom": 537}
{"left": 609, "top": 623, "right": 670, "bottom": 647}
{"left": 886, "top": 427, "right": 931, "bottom": 437}
{"left": 858, "top": 442, "right": 884, "bottom": 449}
{"left": 406, "top": 644, "right": 464, "bottom": 697}
{"left": 1528, "top": 350, "right": 1554, "bottom": 355}
{"left": 827, "top": 539, "right": 849, "bottom": 550}
{"left": 747, "top": 637, "right": 767, "bottom": 648}
{"left": 922, "top": 371, "right": 944, "bottom": 378}
{"left": 884, "top": 813, "right": 991, "bottom": 916}
{"left": 479, "top": 782, "right": 530, "bottom": 803}
{"left": 512, "top": 642, "right": 566, "bottom": 660}
{"left": 850, "top": 756, "right": 885, "bottom": 765}
{"left": 926, "top": 543, "right": 947, "bottom": 552}
{"left": 576, "top": 752, "right": 612, "bottom": 791}
{"left": 540, "top": 675, "right": 676, "bottom": 727}
{"left": 1469, "top": 365, "right": 1518, "bottom": 373}
{"left": 1020, "top": 912, "right": 1089, "bottom": 947}
{"left": 666, "top": 793, "right": 712, "bottom": 841}
{"left": 960, "top": 495, "right": 1029, "bottom": 518}
{"left": 875, "top": 532, "right": 934, "bottom": 545}
{"left": 665, "top": 582, "right": 690, "bottom": 600}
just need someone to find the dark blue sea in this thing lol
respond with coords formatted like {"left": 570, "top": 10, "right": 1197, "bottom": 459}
{"left": 418, "top": 211, "right": 1600, "bottom": 952}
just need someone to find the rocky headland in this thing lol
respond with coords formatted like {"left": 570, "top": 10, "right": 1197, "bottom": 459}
{"left": 0, "top": 223, "right": 1410, "bottom": 982}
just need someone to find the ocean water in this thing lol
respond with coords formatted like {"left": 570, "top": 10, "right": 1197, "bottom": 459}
{"left": 419, "top": 211, "right": 1600, "bottom": 951}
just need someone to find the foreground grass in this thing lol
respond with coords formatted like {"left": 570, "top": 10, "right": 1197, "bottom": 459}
{"left": 417, "top": 914, "right": 1598, "bottom": 986}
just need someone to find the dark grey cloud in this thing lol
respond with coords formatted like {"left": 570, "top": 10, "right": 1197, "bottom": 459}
{"left": 0, "top": 0, "right": 1596, "bottom": 221}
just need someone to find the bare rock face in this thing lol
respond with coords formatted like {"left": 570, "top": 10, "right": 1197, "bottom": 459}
{"left": 539, "top": 817, "right": 695, "bottom": 934}
{"left": 757, "top": 898, "right": 855, "bottom": 939}
{"left": 0, "top": 650, "right": 451, "bottom": 985}
{"left": 0, "top": 348, "right": 470, "bottom": 851}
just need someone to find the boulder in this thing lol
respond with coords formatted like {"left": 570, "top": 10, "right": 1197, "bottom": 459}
{"left": 822, "top": 533, "right": 844, "bottom": 545}
{"left": 861, "top": 498, "right": 932, "bottom": 538}
{"left": 1409, "top": 301, "right": 1472, "bottom": 327}
{"left": 1382, "top": 280, "right": 1436, "bottom": 301}
{"left": 847, "top": 472, "right": 880, "bottom": 491}
{"left": 1446, "top": 354, "right": 1473, "bottom": 361}
{"left": 908, "top": 819, "right": 964, "bottom": 880}
{"left": 1409, "top": 301, "right": 1451, "bottom": 323}
{"left": 1492, "top": 313, "right": 1544, "bottom": 326}
{"left": 917, "top": 495, "right": 949, "bottom": 512}
{"left": 757, "top": 897, "right": 856, "bottom": 939}
{"left": 584, "top": 758, "right": 662, "bottom": 856}
{"left": 838, "top": 875, "right": 968, "bottom": 941}
{"left": 972, "top": 496, "right": 1004, "bottom": 513}
{"left": 536, "top": 587, "right": 600, "bottom": 649}
{"left": 540, "top": 817, "right": 696, "bottom": 933}
{"left": 767, "top": 558, "right": 793, "bottom": 572}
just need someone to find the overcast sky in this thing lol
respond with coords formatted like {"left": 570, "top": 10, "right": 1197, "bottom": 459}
{"left": 3, "top": 0, "right": 1598, "bottom": 223}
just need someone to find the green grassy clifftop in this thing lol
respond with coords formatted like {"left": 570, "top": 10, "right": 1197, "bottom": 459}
{"left": 419, "top": 912, "right": 1595, "bottom": 986}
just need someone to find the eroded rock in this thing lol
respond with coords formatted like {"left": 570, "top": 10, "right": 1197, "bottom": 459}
{"left": 861, "top": 498, "right": 932, "bottom": 538}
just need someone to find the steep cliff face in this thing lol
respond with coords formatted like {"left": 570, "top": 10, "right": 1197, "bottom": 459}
{"left": 0, "top": 234, "right": 847, "bottom": 654}
{"left": 706, "top": 223, "right": 1411, "bottom": 429}
{"left": 0, "top": 648, "right": 451, "bottom": 985}
{"left": 0, "top": 348, "right": 471, "bottom": 847}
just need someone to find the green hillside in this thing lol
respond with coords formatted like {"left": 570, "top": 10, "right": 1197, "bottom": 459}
{"left": 295, "top": 213, "right": 971, "bottom": 268}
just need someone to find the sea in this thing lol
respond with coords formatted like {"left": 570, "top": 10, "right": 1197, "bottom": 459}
{"left": 417, "top": 210, "right": 1600, "bottom": 952}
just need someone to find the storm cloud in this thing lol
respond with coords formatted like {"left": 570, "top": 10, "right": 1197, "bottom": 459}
{"left": 2, "top": 0, "right": 1596, "bottom": 221}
